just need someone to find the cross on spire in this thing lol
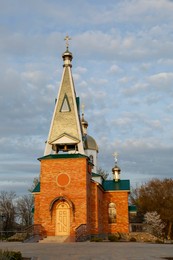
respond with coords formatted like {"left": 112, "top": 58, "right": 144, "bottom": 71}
{"left": 81, "top": 104, "right": 85, "bottom": 114}
{"left": 64, "top": 35, "right": 71, "bottom": 49}
{"left": 113, "top": 152, "right": 119, "bottom": 164}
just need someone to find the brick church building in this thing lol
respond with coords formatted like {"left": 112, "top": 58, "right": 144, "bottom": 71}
{"left": 33, "top": 38, "right": 131, "bottom": 242}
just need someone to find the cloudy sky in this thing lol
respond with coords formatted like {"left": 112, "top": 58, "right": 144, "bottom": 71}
{"left": 0, "top": 0, "right": 173, "bottom": 196}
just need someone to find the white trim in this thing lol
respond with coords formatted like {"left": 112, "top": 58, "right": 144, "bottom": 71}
{"left": 51, "top": 135, "right": 79, "bottom": 144}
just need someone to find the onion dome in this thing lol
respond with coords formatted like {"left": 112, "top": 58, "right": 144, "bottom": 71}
{"left": 112, "top": 165, "right": 121, "bottom": 174}
{"left": 62, "top": 35, "right": 73, "bottom": 66}
{"left": 84, "top": 135, "right": 99, "bottom": 152}
{"left": 112, "top": 164, "right": 121, "bottom": 182}
{"left": 62, "top": 47, "right": 73, "bottom": 67}
{"left": 62, "top": 47, "right": 73, "bottom": 61}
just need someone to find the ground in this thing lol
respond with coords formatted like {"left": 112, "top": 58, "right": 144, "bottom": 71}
{"left": 0, "top": 241, "right": 173, "bottom": 260}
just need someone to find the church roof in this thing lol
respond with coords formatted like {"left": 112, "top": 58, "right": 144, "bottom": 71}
{"left": 128, "top": 205, "right": 137, "bottom": 213}
{"left": 103, "top": 179, "right": 130, "bottom": 191}
{"left": 38, "top": 153, "right": 88, "bottom": 161}
{"left": 32, "top": 179, "right": 130, "bottom": 193}
{"left": 32, "top": 182, "right": 40, "bottom": 193}
{"left": 92, "top": 172, "right": 102, "bottom": 177}
{"left": 84, "top": 135, "right": 99, "bottom": 152}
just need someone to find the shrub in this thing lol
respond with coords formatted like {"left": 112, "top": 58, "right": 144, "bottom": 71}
{"left": 90, "top": 237, "right": 103, "bottom": 242}
{"left": 155, "top": 239, "right": 164, "bottom": 244}
{"left": 108, "top": 235, "right": 119, "bottom": 242}
{"left": 129, "top": 237, "right": 136, "bottom": 242}
{"left": 7, "top": 232, "right": 28, "bottom": 242}
{"left": 0, "top": 249, "right": 22, "bottom": 260}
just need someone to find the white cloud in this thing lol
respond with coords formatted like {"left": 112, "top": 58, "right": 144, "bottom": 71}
{"left": 108, "top": 64, "right": 122, "bottom": 74}
{"left": 73, "top": 73, "right": 80, "bottom": 81}
{"left": 75, "top": 66, "right": 87, "bottom": 74}
{"left": 0, "top": 0, "right": 173, "bottom": 195}
{"left": 140, "top": 63, "right": 151, "bottom": 72}
{"left": 122, "top": 36, "right": 134, "bottom": 49}
{"left": 149, "top": 72, "right": 173, "bottom": 91}
{"left": 22, "top": 71, "right": 46, "bottom": 84}
{"left": 90, "top": 77, "right": 108, "bottom": 85}
{"left": 78, "top": 80, "right": 88, "bottom": 88}
{"left": 118, "top": 76, "right": 133, "bottom": 84}
{"left": 123, "top": 82, "right": 149, "bottom": 95}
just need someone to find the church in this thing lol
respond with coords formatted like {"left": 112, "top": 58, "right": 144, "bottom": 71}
{"left": 32, "top": 37, "right": 131, "bottom": 242}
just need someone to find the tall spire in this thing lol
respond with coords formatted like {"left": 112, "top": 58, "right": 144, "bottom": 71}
{"left": 81, "top": 104, "right": 88, "bottom": 135}
{"left": 44, "top": 37, "right": 84, "bottom": 155}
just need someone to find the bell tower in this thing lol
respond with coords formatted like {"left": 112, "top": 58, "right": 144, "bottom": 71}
{"left": 44, "top": 36, "right": 84, "bottom": 155}
{"left": 33, "top": 37, "right": 131, "bottom": 241}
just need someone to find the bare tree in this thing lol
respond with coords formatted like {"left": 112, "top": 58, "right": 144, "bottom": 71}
{"left": 97, "top": 167, "right": 109, "bottom": 180}
{"left": 17, "top": 195, "right": 33, "bottom": 227}
{"left": 130, "top": 178, "right": 173, "bottom": 239}
{"left": 0, "top": 191, "right": 16, "bottom": 231}
{"left": 28, "top": 177, "right": 39, "bottom": 193}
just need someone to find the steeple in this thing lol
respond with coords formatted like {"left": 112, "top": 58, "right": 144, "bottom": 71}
{"left": 44, "top": 36, "right": 84, "bottom": 155}
{"left": 81, "top": 105, "right": 88, "bottom": 135}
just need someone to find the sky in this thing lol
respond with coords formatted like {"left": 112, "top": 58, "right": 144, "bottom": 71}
{"left": 0, "top": 0, "right": 173, "bottom": 196}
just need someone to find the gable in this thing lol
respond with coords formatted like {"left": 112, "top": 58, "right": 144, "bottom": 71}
{"left": 50, "top": 133, "right": 80, "bottom": 145}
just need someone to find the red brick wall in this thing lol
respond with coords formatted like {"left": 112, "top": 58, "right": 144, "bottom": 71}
{"left": 103, "top": 191, "right": 129, "bottom": 234}
{"left": 34, "top": 157, "right": 91, "bottom": 236}
{"left": 89, "top": 183, "right": 129, "bottom": 235}
{"left": 34, "top": 156, "right": 129, "bottom": 238}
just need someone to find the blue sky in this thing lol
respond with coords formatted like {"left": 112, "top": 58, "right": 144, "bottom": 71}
{"left": 0, "top": 0, "right": 173, "bottom": 196}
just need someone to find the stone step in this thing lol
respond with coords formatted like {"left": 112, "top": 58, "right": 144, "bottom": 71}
{"left": 39, "top": 235, "right": 74, "bottom": 243}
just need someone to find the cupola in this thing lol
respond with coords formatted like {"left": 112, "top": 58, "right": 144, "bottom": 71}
{"left": 112, "top": 152, "right": 121, "bottom": 182}
{"left": 62, "top": 35, "right": 73, "bottom": 67}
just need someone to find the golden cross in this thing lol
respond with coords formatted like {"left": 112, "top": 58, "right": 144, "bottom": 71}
{"left": 81, "top": 104, "right": 85, "bottom": 114}
{"left": 64, "top": 35, "right": 71, "bottom": 48}
{"left": 113, "top": 152, "right": 119, "bottom": 164}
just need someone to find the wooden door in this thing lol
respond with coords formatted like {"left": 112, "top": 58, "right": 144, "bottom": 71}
{"left": 55, "top": 202, "right": 70, "bottom": 236}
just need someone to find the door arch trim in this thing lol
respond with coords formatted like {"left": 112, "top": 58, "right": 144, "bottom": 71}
{"left": 49, "top": 196, "right": 75, "bottom": 213}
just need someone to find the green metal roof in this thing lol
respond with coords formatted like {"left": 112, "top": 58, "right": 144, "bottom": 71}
{"left": 32, "top": 182, "right": 40, "bottom": 193}
{"left": 76, "top": 97, "right": 80, "bottom": 113}
{"left": 92, "top": 172, "right": 101, "bottom": 177}
{"left": 32, "top": 178, "right": 130, "bottom": 193}
{"left": 103, "top": 180, "right": 130, "bottom": 191}
{"left": 38, "top": 153, "right": 88, "bottom": 161}
{"left": 128, "top": 205, "right": 137, "bottom": 212}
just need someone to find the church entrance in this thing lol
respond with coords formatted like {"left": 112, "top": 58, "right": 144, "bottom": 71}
{"left": 55, "top": 202, "right": 70, "bottom": 236}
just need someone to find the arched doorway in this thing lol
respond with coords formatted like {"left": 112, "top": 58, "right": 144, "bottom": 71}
{"left": 55, "top": 202, "right": 70, "bottom": 236}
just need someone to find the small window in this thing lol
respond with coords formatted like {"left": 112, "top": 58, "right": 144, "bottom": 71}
{"left": 89, "top": 155, "right": 94, "bottom": 164}
{"left": 60, "top": 94, "right": 71, "bottom": 112}
{"left": 108, "top": 202, "right": 116, "bottom": 223}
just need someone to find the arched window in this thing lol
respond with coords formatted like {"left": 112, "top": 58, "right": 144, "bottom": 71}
{"left": 108, "top": 202, "right": 116, "bottom": 223}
